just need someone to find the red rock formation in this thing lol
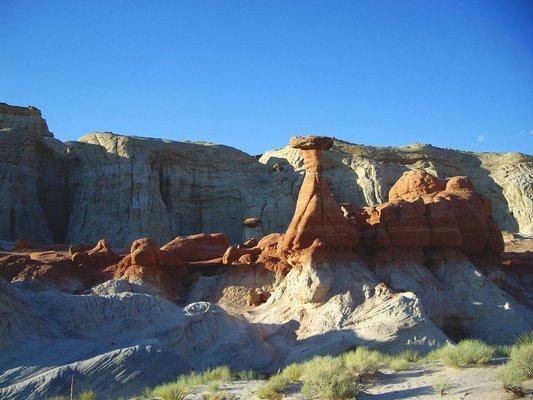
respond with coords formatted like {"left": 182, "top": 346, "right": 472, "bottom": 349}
{"left": 161, "top": 233, "right": 229, "bottom": 262}
{"left": 361, "top": 169, "right": 504, "bottom": 254}
{"left": 279, "top": 136, "right": 360, "bottom": 260}
{"left": 111, "top": 238, "right": 184, "bottom": 284}
{"left": 389, "top": 169, "right": 445, "bottom": 201}
{"left": 70, "top": 239, "right": 120, "bottom": 270}
{"left": 0, "top": 250, "right": 103, "bottom": 292}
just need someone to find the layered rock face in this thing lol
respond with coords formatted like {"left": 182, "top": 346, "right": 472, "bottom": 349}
{"left": 262, "top": 141, "right": 533, "bottom": 237}
{"left": 280, "top": 136, "right": 359, "bottom": 256}
{"left": 1, "top": 102, "right": 531, "bottom": 248}
{"left": 0, "top": 104, "right": 67, "bottom": 244}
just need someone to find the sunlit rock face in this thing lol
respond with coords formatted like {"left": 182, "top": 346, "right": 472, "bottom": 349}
{"left": 361, "top": 170, "right": 504, "bottom": 255}
{"left": 280, "top": 136, "right": 360, "bottom": 263}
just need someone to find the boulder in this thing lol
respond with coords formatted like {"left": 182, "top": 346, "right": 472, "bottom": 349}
{"left": 71, "top": 239, "right": 120, "bottom": 270}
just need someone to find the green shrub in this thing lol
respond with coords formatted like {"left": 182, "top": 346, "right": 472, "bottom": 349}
{"left": 388, "top": 357, "right": 410, "bottom": 372}
{"left": 301, "top": 356, "right": 358, "bottom": 399}
{"left": 207, "top": 381, "right": 220, "bottom": 393}
{"left": 233, "top": 369, "right": 262, "bottom": 380}
{"left": 149, "top": 366, "right": 232, "bottom": 400}
{"left": 281, "top": 363, "right": 303, "bottom": 382}
{"left": 438, "top": 339, "right": 494, "bottom": 368}
{"left": 78, "top": 392, "right": 96, "bottom": 400}
{"left": 150, "top": 381, "right": 189, "bottom": 400}
{"left": 343, "top": 347, "right": 383, "bottom": 377}
{"left": 496, "top": 342, "right": 533, "bottom": 397}
{"left": 256, "top": 373, "right": 289, "bottom": 400}
{"left": 201, "top": 365, "right": 232, "bottom": 383}
{"left": 396, "top": 349, "right": 420, "bottom": 362}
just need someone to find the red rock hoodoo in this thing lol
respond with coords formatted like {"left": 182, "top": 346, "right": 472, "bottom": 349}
{"left": 280, "top": 136, "right": 360, "bottom": 259}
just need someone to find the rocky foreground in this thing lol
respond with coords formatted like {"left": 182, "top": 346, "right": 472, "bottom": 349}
{"left": 0, "top": 104, "right": 532, "bottom": 399}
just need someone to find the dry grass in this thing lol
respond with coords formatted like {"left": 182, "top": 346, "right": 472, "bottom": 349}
{"left": 435, "top": 339, "right": 494, "bottom": 368}
{"left": 496, "top": 332, "right": 533, "bottom": 398}
{"left": 149, "top": 365, "right": 233, "bottom": 400}
{"left": 301, "top": 356, "right": 359, "bottom": 400}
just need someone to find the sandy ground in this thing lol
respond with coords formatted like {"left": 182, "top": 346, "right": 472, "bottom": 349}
{"left": 183, "top": 361, "right": 533, "bottom": 400}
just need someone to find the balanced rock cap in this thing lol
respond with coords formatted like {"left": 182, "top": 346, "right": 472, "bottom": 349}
{"left": 289, "top": 135, "right": 334, "bottom": 150}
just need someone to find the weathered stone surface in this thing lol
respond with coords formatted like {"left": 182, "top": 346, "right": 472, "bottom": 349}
{"left": 111, "top": 238, "right": 184, "bottom": 287}
{"left": 71, "top": 239, "right": 120, "bottom": 270}
{"left": 280, "top": 136, "right": 359, "bottom": 260}
{"left": 261, "top": 142, "right": 533, "bottom": 236}
{"left": 289, "top": 135, "right": 334, "bottom": 150}
{"left": 361, "top": 170, "right": 504, "bottom": 254}
{"left": 0, "top": 106, "right": 67, "bottom": 244}
{"left": 0, "top": 281, "right": 276, "bottom": 399}
{"left": 160, "top": 233, "right": 229, "bottom": 262}
{"left": 1, "top": 103, "right": 531, "bottom": 249}
{"left": 389, "top": 169, "right": 446, "bottom": 201}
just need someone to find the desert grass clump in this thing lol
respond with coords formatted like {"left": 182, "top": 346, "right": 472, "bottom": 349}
{"left": 388, "top": 357, "right": 410, "bottom": 372}
{"left": 281, "top": 363, "right": 303, "bottom": 382}
{"left": 233, "top": 369, "right": 262, "bottom": 380}
{"left": 150, "top": 365, "right": 234, "bottom": 400}
{"left": 47, "top": 391, "right": 97, "bottom": 400}
{"left": 438, "top": 339, "right": 494, "bottom": 368}
{"left": 256, "top": 373, "right": 290, "bottom": 400}
{"left": 207, "top": 381, "right": 220, "bottom": 393}
{"left": 301, "top": 355, "right": 358, "bottom": 400}
{"left": 201, "top": 365, "right": 232, "bottom": 383}
{"left": 343, "top": 347, "right": 383, "bottom": 377}
{"left": 396, "top": 349, "right": 420, "bottom": 362}
{"left": 496, "top": 340, "right": 533, "bottom": 397}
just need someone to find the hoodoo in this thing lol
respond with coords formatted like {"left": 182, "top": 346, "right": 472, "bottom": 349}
{"left": 280, "top": 135, "right": 360, "bottom": 260}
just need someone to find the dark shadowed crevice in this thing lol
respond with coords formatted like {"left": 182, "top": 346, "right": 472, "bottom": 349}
{"left": 9, "top": 207, "right": 16, "bottom": 241}
{"left": 36, "top": 142, "right": 70, "bottom": 243}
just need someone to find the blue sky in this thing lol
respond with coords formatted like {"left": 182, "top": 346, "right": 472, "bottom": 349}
{"left": 1, "top": 1, "right": 532, "bottom": 155}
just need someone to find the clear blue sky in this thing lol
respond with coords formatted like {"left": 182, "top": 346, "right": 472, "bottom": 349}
{"left": 1, "top": 1, "right": 532, "bottom": 155}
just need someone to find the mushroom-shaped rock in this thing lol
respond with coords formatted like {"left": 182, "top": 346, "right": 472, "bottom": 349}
{"left": 280, "top": 135, "right": 359, "bottom": 260}
{"left": 289, "top": 135, "right": 334, "bottom": 150}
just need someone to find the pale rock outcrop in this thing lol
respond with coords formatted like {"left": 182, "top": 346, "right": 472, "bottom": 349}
{"left": 251, "top": 261, "right": 449, "bottom": 361}
{"left": 1, "top": 103, "right": 531, "bottom": 246}
{"left": 64, "top": 132, "right": 296, "bottom": 247}
{"left": 0, "top": 284, "right": 276, "bottom": 400}
{"left": 0, "top": 104, "right": 67, "bottom": 244}
{"left": 373, "top": 251, "right": 533, "bottom": 343}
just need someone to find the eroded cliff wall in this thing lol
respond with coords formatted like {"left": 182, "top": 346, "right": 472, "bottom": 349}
{"left": 0, "top": 103, "right": 531, "bottom": 247}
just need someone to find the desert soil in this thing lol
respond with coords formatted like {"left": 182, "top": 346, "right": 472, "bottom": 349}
{"left": 183, "top": 360, "right": 532, "bottom": 400}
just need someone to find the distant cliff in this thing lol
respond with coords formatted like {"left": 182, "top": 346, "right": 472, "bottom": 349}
{"left": 1, "top": 102, "right": 531, "bottom": 247}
